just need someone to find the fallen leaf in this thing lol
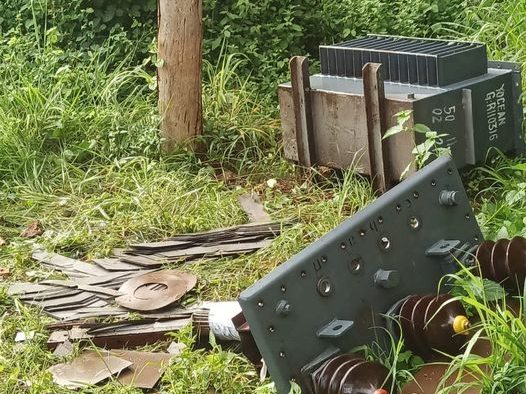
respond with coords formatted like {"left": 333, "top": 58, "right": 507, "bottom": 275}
{"left": 20, "top": 220, "right": 44, "bottom": 238}
{"left": 0, "top": 267, "right": 10, "bottom": 277}
{"left": 0, "top": 237, "right": 5, "bottom": 247}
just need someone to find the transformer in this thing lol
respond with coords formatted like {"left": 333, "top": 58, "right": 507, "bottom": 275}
{"left": 278, "top": 35, "right": 524, "bottom": 183}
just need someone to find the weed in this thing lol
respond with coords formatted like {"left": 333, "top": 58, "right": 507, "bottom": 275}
{"left": 384, "top": 110, "right": 451, "bottom": 179}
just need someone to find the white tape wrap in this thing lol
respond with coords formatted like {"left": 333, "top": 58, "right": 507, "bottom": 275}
{"left": 202, "top": 301, "right": 242, "bottom": 341}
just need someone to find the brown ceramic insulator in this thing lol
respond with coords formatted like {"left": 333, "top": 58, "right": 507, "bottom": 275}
{"left": 399, "top": 295, "right": 433, "bottom": 357}
{"left": 399, "top": 296, "right": 422, "bottom": 356}
{"left": 315, "top": 354, "right": 361, "bottom": 394}
{"left": 491, "top": 239, "right": 511, "bottom": 282}
{"left": 328, "top": 359, "right": 365, "bottom": 394}
{"left": 423, "top": 294, "right": 468, "bottom": 355}
{"left": 313, "top": 355, "right": 392, "bottom": 394}
{"left": 399, "top": 294, "right": 468, "bottom": 358}
{"left": 410, "top": 295, "right": 435, "bottom": 357}
{"left": 475, "top": 240, "right": 495, "bottom": 279}
{"left": 337, "top": 361, "right": 392, "bottom": 394}
{"left": 475, "top": 236, "right": 526, "bottom": 292}
{"left": 506, "top": 236, "right": 526, "bottom": 290}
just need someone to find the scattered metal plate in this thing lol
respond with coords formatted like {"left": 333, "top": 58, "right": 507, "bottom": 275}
{"left": 47, "top": 350, "right": 132, "bottom": 388}
{"left": 111, "top": 350, "right": 173, "bottom": 389}
{"left": 238, "top": 193, "right": 271, "bottom": 223}
{"left": 116, "top": 270, "right": 197, "bottom": 311}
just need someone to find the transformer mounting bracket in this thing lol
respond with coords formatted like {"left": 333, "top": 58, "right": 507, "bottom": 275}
{"left": 239, "top": 156, "right": 483, "bottom": 394}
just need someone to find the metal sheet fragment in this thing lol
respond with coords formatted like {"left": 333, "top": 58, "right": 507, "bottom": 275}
{"left": 92, "top": 258, "right": 145, "bottom": 271}
{"left": 111, "top": 350, "right": 173, "bottom": 389}
{"left": 47, "top": 350, "right": 132, "bottom": 388}
{"left": 53, "top": 340, "right": 73, "bottom": 356}
{"left": 116, "top": 270, "right": 196, "bottom": 311}
{"left": 237, "top": 193, "right": 271, "bottom": 223}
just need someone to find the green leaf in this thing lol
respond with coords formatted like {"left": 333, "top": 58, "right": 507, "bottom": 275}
{"left": 383, "top": 124, "right": 404, "bottom": 139}
{"left": 395, "top": 109, "right": 413, "bottom": 124}
{"left": 512, "top": 163, "right": 526, "bottom": 171}
{"left": 414, "top": 123, "right": 431, "bottom": 134}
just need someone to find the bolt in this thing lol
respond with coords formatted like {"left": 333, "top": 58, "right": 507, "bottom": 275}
{"left": 374, "top": 269, "right": 399, "bottom": 289}
{"left": 275, "top": 300, "right": 291, "bottom": 317}
{"left": 439, "top": 190, "right": 459, "bottom": 206}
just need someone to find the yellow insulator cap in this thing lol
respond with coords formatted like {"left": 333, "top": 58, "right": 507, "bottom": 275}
{"left": 453, "top": 315, "right": 470, "bottom": 335}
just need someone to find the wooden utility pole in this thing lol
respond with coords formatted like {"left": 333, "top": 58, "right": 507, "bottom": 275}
{"left": 158, "top": 0, "right": 203, "bottom": 150}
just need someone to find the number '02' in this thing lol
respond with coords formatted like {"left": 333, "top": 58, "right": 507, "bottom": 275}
{"left": 432, "top": 106, "right": 456, "bottom": 124}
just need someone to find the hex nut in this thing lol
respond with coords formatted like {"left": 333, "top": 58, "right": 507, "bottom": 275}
{"left": 374, "top": 269, "right": 399, "bottom": 289}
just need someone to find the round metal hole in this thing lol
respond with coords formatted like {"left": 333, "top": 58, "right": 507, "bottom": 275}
{"left": 380, "top": 236, "right": 391, "bottom": 250}
{"left": 359, "top": 229, "right": 366, "bottom": 236}
{"left": 321, "top": 256, "right": 328, "bottom": 263}
{"left": 409, "top": 216, "right": 420, "bottom": 230}
{"left": 378, "top": 216, "right": 384, "bottom": 223}
{"left": 300, "top": 271, "right": 307, "bottom": 278}
{"left": 257, "top": 301, "right": 264, "bottom": 307}
{"left": 396, "top": 204, "right": 402, "bottom": 212}
{"left": 413, "top": 191, "right": 419, "bottom": 199}
{"left": 447, "top": 168, "right": 453, "bottom": 175}
{"left": 280, "top": 285, "right": 286, "bottom": 293}
{"left": 474, "top": 236, "right": 479, "bottom": 242}
{"left": 269, "top": 326, "right": 276, "bottom": 333}
{"left": 350, "top": 259, "right": 362, "bottom": 274}
{"left": 431, "top": 180, "right": 437, "bottom": 187}
{"left": 340, "top": 242, "right": 347, "bottom": 250}
{"left": 465, "top": 213, "right": 470, "bottom": 219}
{"left": 317, "top": 278, "right": 332, "bottom": 296}
{"left": 279, "top": 351, "right": 286, "bottom": 358}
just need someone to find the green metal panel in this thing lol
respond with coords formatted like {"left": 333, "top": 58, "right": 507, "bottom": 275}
{"left": 413, "top": 90, "right": 466, "bottom": 168}
{"left": 469, "top": 72, "right": 519, "bottom": 161}
{"left": 239, "top": 156, "right": 483, "bottom": 394}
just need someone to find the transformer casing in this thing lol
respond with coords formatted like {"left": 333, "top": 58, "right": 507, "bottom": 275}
{"left": 278, "top": 35, "right": 524, "bottom": 176}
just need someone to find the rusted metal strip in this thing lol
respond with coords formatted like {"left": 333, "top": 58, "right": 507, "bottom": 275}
{"left": 290, "top": 56, "right": 315, "bottom": 167}
{"left": 362, "top": 62, "right": 389, "bottom": 193}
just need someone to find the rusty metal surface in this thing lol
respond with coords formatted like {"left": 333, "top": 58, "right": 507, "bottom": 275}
{"left": 363, "top": 62, "right": 388, "bottom": 193}
{"left": 92, "top": 258, "right": 143, "bottom": 271}
{"left": 290, "top": 56, "right": 315, "bottom": 167}
{"left": 279, "top": 84, "right": 415, "bottom": 180}
{"left": 47, "top": 317, "right": 193, "bottom": 350}
{"left": 53, "top": 340, "right": 73, "bottom": 356}
{"left": 116, "top": 270, "right": 196, "bottom": 311}
{"left": 111, "top": 350, "right": 173, "bottom": 389}
{"left": 47, "top": 350, "right": 132, "bottom": 388}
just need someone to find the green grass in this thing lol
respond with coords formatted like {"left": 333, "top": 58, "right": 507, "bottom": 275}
{"left": 1, "top": 1, "right": 526, "bottom": 393}
{"left": 0, "top": 32, "right": 377, "bottom": 390}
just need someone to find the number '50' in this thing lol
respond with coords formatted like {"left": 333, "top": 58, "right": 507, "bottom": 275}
{"left": 432, "top": 106, "right": 456, "bottom": 124}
